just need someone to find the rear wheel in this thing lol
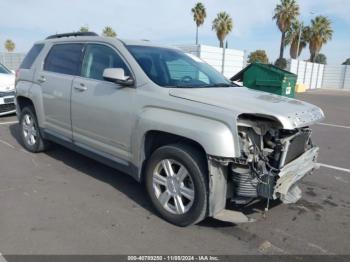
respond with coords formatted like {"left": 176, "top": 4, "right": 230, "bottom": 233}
{"left": 145, "top": 144, "right": 208, "bottom": 226}
{"left": 19, "top": 106, "right": 49, "bottom": 153}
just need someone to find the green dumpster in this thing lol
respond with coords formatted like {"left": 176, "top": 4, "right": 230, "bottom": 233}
{"left": 231, "top": 63, "right": 297, "bottom": 98}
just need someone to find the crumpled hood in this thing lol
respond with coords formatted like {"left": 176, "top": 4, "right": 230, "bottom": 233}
{"left": 0, "top": 73, "right": 15, "bottom": 92}
{"left": 169, "top": 87, "right": 325, "bottom": 129}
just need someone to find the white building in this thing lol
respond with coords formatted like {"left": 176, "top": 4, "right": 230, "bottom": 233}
{"left": 176, "top": 44, "right": 245, "bottom": 79}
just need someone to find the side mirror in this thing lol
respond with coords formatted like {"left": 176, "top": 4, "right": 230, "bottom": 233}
{"left": 10, "top": 70, "right": 15, "bottom": 74}
{"left": 103, "top": 68, "right": 134, "bottom": 86}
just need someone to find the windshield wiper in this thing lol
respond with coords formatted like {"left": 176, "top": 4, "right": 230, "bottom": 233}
{"left": 164, "top": 85, "right": 191, "bottom": 88}
{"left": 199, "top": 83, "right": 235, "bottom": 88}
{"left": 165, "top": 82, "right": 239, "bottom": 88}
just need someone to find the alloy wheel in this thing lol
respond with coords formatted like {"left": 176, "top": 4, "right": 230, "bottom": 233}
{"left": 152, "top": 159, "right": 195, "bottom": 215}
{"left": 22, "top": 114, "right": 37, "bottom": 146}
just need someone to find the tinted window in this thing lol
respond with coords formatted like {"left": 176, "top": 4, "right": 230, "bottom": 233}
{"left": 44, "top": 44, "right": 83, "bottom": 75}
{"left": 20, "top": 44, "right": 44, "bottom": 69}
{"left": 81, "top": 44, "right": 130, "bottom": 81}
{"left": 0, "top": 63, "right": 11, "bottom": 74}
{"left": 127, "top": 45, "right": 231, "bottom": 88}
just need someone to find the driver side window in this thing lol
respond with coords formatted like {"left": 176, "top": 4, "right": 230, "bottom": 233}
{"left": 165, "top": 59, "right": 209, "bottom": 84}
{"left": 81, "top": 44, "right": 130, "bottom": 81}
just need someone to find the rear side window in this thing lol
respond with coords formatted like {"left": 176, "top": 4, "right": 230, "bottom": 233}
{"left": 20, "top": 44, "right": 44, "bottom": 69}
{"left": 44, "top": 44, "right": 83, "bottom": 76}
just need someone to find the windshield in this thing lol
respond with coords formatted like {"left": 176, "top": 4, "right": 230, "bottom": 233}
{"left": 126, "top": 45, "right": 234, "bottom": 88}
{"left": 0, "top": 63, "right": 11, "bottom": 74}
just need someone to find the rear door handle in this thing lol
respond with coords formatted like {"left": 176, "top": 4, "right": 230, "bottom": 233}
{"left": 37, "top": 76, "right": 46, "bottom": 83}
{"left": 74, "top": 83, "right": 87, "bottom": 92}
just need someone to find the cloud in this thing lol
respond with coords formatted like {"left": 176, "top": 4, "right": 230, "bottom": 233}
{"left": 1, "top": 0, "right": 347, "bottom": 40}
{"left": 0, "top": 0, "right": 348, "bottom": 63}
{"left": 0, "top": 0, "right": 277, "bottom": 39}
{"left": 299, "top": 0, "right": 350, "bottom": 23}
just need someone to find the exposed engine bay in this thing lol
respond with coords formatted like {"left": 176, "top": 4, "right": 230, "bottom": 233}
{"left": 229, "top": 116, "right": 319, "bottom": 206}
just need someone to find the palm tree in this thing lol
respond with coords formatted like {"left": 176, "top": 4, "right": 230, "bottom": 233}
{"left": 307, "top": 16, "right": 333, "bottom": 62}
{"left": 212, "top": 12, "right": 233, "bottom": 48}
{"left": 273, "top": 0, "right": 300, "bottom": 59}
{"left": 102, "top": 26, "right": 117, "bottom": 37}
{"left": 285, "top": 21, "right": 308, "bottom": 59}
{"left": 191, "top": 2, "right": 207, "bottom": 45}
{"left": 4, "top": 39, "right": 15, "bottom": 52}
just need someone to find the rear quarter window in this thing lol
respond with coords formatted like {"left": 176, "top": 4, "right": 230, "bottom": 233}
{"left": 20, "top": 44, "right": 44, "bottom": 69}
{"left": 44, "top": 44, "right": 83, "bottom": 76}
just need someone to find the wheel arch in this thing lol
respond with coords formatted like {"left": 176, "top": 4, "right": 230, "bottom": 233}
{"left": 16, "top": 96, "right": 35, "bottom": 113}
{"left": 133, "top": 107, "right": 238, "bottom": 175}
{"left": 139, "top": 130, "right": 208, "bottom": 182}
{"left": 16, "top": 83, "right": 45, "bottom": 127}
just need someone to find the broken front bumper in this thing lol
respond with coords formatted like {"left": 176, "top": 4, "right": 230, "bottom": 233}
{"left": 208, "top": 146, "right": 320, "bottom": 223}
{"left": 273, "top": 146, "right": 320, "bottom": 200}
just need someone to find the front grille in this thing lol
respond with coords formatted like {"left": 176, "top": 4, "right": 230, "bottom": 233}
{"left": 0, "top": 103, "right": 15, "bottom": 113}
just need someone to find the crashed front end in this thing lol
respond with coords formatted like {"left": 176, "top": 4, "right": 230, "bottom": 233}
{"left": 209, "top": 114, "right": 321, "bottom": 222}
{"left": 229, "top": 115, "right": 319, "bottom": 206}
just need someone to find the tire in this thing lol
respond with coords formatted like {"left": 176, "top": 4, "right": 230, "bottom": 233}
{"left": 19, "top": 106, "right": 49, "bottom": 153}
{"left": 145, "top": 143, "right": 208, "bottom": 226}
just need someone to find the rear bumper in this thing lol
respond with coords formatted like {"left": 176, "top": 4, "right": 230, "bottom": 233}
{"left": 273, "top": 146, "right": 319, "bottom": 199}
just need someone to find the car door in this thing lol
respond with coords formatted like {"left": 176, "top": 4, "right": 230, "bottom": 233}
{"left": 71, "top": 43, "right": 135, "bottom": 162}
{"left": 37, "top": 43, "right": 84, "bottom": 140}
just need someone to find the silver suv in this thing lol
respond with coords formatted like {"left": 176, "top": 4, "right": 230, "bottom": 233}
{"left": 15, "top": 32, "right": 324, "bottom": 226}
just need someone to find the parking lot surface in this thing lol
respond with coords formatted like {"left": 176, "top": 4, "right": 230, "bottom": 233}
{"left": 0, "top": 89, "right": 349, "bottom": 255}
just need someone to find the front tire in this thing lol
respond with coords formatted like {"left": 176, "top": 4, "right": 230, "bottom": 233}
{"left": 19, "top": 106, "right": 49, "bottom": 153}
{"left": 145, "top": 144, "right": 208, "bottom": 226}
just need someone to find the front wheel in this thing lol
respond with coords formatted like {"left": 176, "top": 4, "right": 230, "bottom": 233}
{"left": 145, "top": 144, "right": 208, "bottom": 226}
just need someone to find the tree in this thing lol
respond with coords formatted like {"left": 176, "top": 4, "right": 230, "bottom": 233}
{"left": 248, "top": 50, "right": 269, "bottom": 64}
{"left": 191, "top": 2, "right": 207, "bottom": 45}
{"left": 274, "top": 58, "right": 287, "bottom": 69}
{"left": 79, "top": 26, "right": 89, "bottom": 32}
{"left": 314, "top": 53, "right": 327, "bottom": 64}
{"left": 342, "top": 58, "right": 350, "bottom": 65}
{"left": 307, "top": 16, "right": 333, "bottom": 62}
{"left": 273, "top": 0, "right": 300, "bottom": 59}
{"left": 102, "top": 26, "right": 117, "bottom": 37}
{"left": 212, "top": 12, "right": 233, "bottom": 48}
{"left": 4, "top": 39, "right": 15, "bottom": 52}
{"left": 285, "top": 21, "right": 308, "bottom": 59}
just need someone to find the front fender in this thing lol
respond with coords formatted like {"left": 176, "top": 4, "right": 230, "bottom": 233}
{"left": 133, "top": 107, "right": 238, "bottom": 161}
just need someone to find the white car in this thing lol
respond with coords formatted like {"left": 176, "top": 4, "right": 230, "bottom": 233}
{"left": 0, "top": 63, "right": 16, "bottom": 116}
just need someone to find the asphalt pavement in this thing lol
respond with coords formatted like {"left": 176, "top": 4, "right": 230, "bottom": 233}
{"left": 0, "top": 89, "right": 349, "bottom": 255}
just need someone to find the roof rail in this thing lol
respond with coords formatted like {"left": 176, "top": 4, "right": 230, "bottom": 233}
{"left": 46, "top": 32, "right": 98, "bottom": 40}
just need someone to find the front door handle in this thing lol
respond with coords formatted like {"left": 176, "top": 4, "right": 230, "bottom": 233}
{"left": 74, "top": 83, "right": 87, "bottom": 92}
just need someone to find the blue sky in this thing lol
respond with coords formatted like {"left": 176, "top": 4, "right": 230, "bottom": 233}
{"left": 0, "top": 0, "right": 349, "bottom": 64}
